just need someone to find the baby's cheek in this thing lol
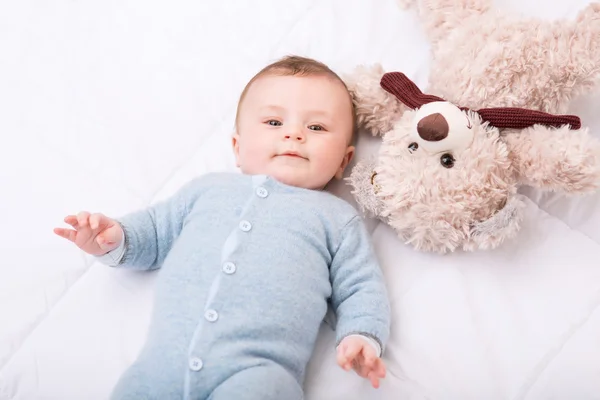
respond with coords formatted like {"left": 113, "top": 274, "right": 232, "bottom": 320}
{"left": 316, "top": 147, "right": 341, "bottom": 168}
{"left": 243, "top": 145, "right": 266, "bottom": 163}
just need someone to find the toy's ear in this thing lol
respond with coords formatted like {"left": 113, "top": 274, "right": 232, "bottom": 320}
{"left": 342, "top": 64, "right": 406, "bottom": 136}
{"left": 504, "top": 125, "right": 600, "bottom": 194}
{"left": 468, "top": 195, "right": 526, "bottom": 251}
{"left": 346, "top": 159, "right": 385, "bottom": 218}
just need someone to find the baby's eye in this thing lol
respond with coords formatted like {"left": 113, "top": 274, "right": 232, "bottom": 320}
{"left": 308, "top": 125, "right": 323, "bottom": 131}
{"left": 266, "top": 120, "right": 282, "bottom": 126}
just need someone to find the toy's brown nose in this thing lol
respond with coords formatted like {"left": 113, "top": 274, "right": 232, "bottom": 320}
{"left": 417, "top": 113, "right": 448, "bottom": 142}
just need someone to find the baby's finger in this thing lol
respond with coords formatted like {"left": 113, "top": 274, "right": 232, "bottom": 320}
{"left": 89, "top": 213, "right": 105, "bottom": 230}
{"left": 342, "top": 344, "right": 363, "bottom": 372}
{"left": 362, "top": 347, "right": 377, "bottom": 370}
{"left": 344, "top": 342, "right": 363, "bottom": 362}
{"left": 375, "top": 359, "right": 386, "bottom": 378}
{"left": 64, "top": 215, "right": 79, "bottom": 229}
{"left": 76, "top": 211, "right": 91, "bottom": 228}
{"left": 353, "top": 360, "right": 370, "bottom": 378}
{"left": 336, "top": 346, "right": 352, "bottom": 371}
{"left": 54, "top": 227, "right": 76, "bottom": 242}
{"left": 367, "top": 371, "right": 381, "bottom": 389}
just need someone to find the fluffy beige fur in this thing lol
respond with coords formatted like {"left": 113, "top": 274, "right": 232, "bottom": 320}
{"left": 344, "top": 0, "right": 600, "bottom": 254}
{"left": 398, "top": 0, "right": 600, "bottom": 113}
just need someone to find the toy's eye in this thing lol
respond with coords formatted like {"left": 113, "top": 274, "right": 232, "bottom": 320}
{"left": 440, "top": 153, "right": 455, "bottom": 168}
{"left": 408, "top": 142, "right": 418, "bottom": 152}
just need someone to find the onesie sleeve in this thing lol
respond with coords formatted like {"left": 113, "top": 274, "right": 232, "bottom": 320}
{"left": 96, "top": 177, "right": 205, "bottom": 271}
{"left": 329, "top": 215, "right": 391, "bottom": 354}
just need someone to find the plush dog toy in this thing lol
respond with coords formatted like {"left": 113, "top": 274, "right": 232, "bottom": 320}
{"left": 345, "top": 0, "right": 600, "bottom": 253}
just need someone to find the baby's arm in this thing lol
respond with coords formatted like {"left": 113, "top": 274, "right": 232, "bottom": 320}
{"left": 55, "top": 178, "right": 203, "bottom": 270}
{"left": 329, "top": 215, "right": 391, "bottom": 387}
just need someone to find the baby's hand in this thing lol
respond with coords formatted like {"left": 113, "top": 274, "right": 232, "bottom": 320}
{"left": 54, "top": 212, "right": 123, "bottom": 256}
{"left": 336, "top": 336, "right": 386, "bottom": 389}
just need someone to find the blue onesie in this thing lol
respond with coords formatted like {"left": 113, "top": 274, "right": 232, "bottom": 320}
{"left": 97, "top": 172, "right": 390, "bottom": 400}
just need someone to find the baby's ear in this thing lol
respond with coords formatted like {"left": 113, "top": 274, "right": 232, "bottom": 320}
{"left": 342, "top": 64, "right": 405, "bottom": 136}
{"left": 504, "top": 125, "right": 600, "bottom": 194}
{"left": 232, "top": 132, "right": 241, "bottom": 168}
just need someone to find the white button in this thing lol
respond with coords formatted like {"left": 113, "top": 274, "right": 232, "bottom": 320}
{"left": 204, "top": 309, "right": 218, "bottom": 322}
{"left": 239, "top": 220, "right": 252, "bottom": 232}
{"left": 189, "top": 357, "right": 203, "bottom": 371}
{"left": 256, "top": 187, "right": 268, "bottom": 198}
{"left": 223, "top": 262, "right": 236, "bottom": 274}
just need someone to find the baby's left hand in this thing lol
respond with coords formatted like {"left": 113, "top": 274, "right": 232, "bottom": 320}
{"left": 336, "top": 336, "right": 386, "bottom": 388}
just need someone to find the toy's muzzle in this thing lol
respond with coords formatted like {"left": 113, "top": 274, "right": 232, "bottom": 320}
{"left": 411, "top": 102, "right": 474, "bottom": 154}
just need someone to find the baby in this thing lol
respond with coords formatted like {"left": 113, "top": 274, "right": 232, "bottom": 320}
{"left": 54, "top": 55, "right": 391, "bottom": 400}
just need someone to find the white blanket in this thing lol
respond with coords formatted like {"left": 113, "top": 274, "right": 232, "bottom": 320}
{"left": 1, "top": 0, "right": 599, "bottom": 399}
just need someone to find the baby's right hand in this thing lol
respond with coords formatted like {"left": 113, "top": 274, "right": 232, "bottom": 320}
{"left": 54, "top": 212, "right": 123, "bottom": 256}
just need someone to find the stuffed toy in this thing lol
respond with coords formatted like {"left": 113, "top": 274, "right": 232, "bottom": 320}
{"left": 344, "top": 0, "right": 600, "bottom": 253}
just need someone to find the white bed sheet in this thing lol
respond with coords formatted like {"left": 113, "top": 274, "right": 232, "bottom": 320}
{"left": 1, "top": 0, "right": 599, "bottom": 399}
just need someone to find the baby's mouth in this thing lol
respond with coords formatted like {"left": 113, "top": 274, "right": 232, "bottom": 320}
{"left": 277, "top": 151, "right": 308, "bottom": 160}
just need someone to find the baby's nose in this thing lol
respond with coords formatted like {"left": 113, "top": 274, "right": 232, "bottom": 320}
{"left": 284, "top": 129, "right": 305, "bottom": 141}
{"left": 417, "top": 113, "right": 449, "bottom": 142}
{"left": 285, "top": 134, "right": 304, "bottom": 140}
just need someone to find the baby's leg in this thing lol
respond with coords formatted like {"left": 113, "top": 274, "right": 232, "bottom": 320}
{"left": 110, "top": 364, "right": 157, "bottom": 400}
{"left": 110, "top": 359, "right": 183, "bottom": 400}
{"left": 208, "top": 363, "right": 303, "bottom": 400}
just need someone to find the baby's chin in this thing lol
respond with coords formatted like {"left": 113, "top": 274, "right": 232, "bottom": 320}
{"left": 270, "top": 171, "right": 311, "bottom": 189}
{"left": 268, "top": 169, "right": 325, "bottom": 190}
{"left": 240, "top": 163, "right": 328, "bottom": 190}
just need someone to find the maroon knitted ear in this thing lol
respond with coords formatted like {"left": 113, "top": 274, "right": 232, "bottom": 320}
{"left": 477, "top": 107, "right": 581, "bottom": 130}
{"left": 380, "top": 72, "right": 444, "bottom": 109}
{"left": 380, "top": 71, "right": 582, "bottom": 130}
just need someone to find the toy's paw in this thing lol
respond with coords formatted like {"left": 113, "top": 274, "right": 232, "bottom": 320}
{"left": 396, "top": 0, "right": 417, "bottom": 9}
{"left": 573, "top": 3, "right": 600, "bottom": 91}
{"left": 507, "top": 125, "right": 600, "bottom": 194}
{"left": 577, "top": 2, "right": 600, "bottom": 23}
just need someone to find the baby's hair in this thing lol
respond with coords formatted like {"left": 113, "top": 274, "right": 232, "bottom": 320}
{"left": 235, "top": 55, "right": 357, "bottom": 141}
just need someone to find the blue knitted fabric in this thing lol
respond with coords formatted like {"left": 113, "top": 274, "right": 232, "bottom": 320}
{"left": 101, "top": 173, "right": 390, "bottom": 399}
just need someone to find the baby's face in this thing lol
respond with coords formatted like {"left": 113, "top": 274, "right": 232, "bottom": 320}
{"left": 233, "top": 74, "right": 354, "bottom": 190}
